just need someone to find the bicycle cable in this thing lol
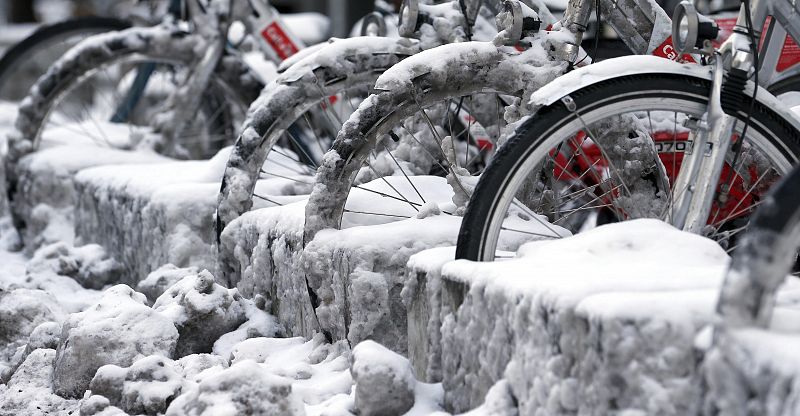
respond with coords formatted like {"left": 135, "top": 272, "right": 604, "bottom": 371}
{"left": 718, "top": 0, "right": 759, "bottom": 206}
{"left": 573, "top": 0, "right": 601, "bottom": 66}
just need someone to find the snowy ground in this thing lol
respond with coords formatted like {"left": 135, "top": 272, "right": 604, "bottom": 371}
{"left": 3, "top": 53, "right": 800, "bottom": 416}
{"left": 0, "top": 98, "right": 507, "bottom": 415}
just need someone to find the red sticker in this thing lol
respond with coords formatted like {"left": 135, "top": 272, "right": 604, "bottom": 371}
{"left": 651, "top": 36, "right": 696, "bottom": 63}
{"left": 261, "top": 21, "right": 299, "bottom": 61}
{"left": 778, "top": 36, "right": 800, "bottom": 72}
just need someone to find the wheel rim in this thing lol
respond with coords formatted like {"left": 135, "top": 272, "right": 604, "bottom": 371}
{"left": 34, "top": 54, "right": 244, "bottom": 160}
{"left": 478, "top": 93, "right": 794, "bottom": 261}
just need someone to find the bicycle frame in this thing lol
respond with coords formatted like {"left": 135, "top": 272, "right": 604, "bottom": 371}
{"left": 113, "top": 0, "right": 307, "bottom": 147}
{"left": 669, "top": 0, "right": 800, "bottom": 233}
{"left": 522, "top": 0, "right": 800, "bottom": 233}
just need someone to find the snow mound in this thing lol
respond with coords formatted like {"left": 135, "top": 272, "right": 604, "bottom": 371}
{"left": 430, "top": 219, "right": 800, "bottom": 413}
{"left": 153, "top": 270, "right": 246, "bottom": 357}
{"left": 702, "top": 327, "right": 800, "bottom": 415}
{"left": 53, "top": 285, "right": 179, "bottom": 398}
{"left": 26, "top": 241, "right": 122, "bottom": 289}
{"left": 136, "top": 264, "right": 200, "bottom": 304}
{"left": 12, "top": 144, "right": 169, "bottom": 252}
{"left": 0, "top": 348, "right": 79, "bottom": 414}
{"left": 1, "top": 320, "right": 61, "bottom": 383}
{"left": 165, "top": 360, "right": 306, "bottom": 415}
{"left": 89, "top": 355, "right": 184, "bottom": 415}
{"left": 0, "top": 287, "right": 66, "bottom": 370}
{"left": 351, "top": 340, "right": 416, "bottom": 416}
{"left": 228, "top": 334, "right": 352, "bottom": 406}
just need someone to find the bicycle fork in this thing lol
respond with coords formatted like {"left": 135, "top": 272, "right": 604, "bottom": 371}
{"left": 670, "top": 47, "right": 754, "bottom": 234}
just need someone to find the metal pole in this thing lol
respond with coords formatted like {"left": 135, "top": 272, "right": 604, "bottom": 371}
{"left": 327, "top": 0, "right": 373, "bottom": 37}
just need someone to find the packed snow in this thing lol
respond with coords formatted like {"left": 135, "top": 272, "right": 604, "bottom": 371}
{"left": 4, "top": 6, "right": 800, "bottom": 415}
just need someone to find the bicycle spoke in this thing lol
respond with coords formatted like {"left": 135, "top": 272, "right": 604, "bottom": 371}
{"left": 253, "top": 193, "right": 283, "bottom": 206}
{"left": 259, "top": 169, "right": 313, "bottom": 184}
{"left": 344, "top": 209, "right": 412, "bottom": 219}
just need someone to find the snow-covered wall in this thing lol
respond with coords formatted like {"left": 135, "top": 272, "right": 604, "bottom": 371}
{"left": 410, "top": 220, "right": 800, "bottom": 414}
{"left": 71, "top": 155, "right": 228, "bottom": 285}
{"left": 220, "top": 198, "right": 463, "bottom": 354}
{"left": 12, "top": 145, "right": 169, "bottom": 254}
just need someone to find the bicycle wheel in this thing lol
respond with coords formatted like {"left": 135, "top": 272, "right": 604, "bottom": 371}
{"left": 7, "top": 26, "right": 259, "bottom": 232}
{"left": 457, "top": 72, "right": 800, "bottom": 261}
{"left": 302, "top": 42, "right": 566, "bottom": 243}
{"left": 215, "top": 37, "right": 422, "bottom": 244}
{"left": 0, "top": 16, "right": 130, "bottom": 102}
{"left": 768, "top": 73, "right": 800, "bottom": 106}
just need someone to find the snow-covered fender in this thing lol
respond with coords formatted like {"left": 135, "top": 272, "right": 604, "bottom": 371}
{"left": 529, "top": 55, "right": 800, "bottom": 134}
{"left": 302, "top": 40, "right": 568, "bottom": 244}
{"left": 278, "top": 36, "right": 421, "bottom": 84}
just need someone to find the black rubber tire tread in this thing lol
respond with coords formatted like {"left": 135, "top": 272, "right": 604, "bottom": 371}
{"left": 0, "top": 16, "right": 131, "bottom": 95}
{"left": 456, "top": 73, "right": 800, "bottom": 261}
{"left": 767, "top": 73, "right": 800, "bottom": 98}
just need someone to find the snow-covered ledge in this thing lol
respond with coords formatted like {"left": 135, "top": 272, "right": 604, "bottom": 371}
{"left": 219, "top": 179, "right": 463, "bottom": 353}
{"left": 11, "top": 145, "right": 168, "bottom": 253}
{"left": 410, "top": 220, "right": 800, "bottom": 414}
{"left": 71, "top": 153, "right": 231, "bottom": 284}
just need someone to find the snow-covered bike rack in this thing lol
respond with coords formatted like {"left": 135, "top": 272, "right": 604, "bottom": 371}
{"left": 406, "top": 220, "right": 800, "bottom": 414}
{"left": 9, "top": 138, "right": 800, "bottom": 415}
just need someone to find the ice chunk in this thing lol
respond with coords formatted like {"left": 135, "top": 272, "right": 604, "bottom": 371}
{"left": 165, "top": 360, "right": 306, "bottom": 415}
{"left": 351, "top": 340, "right": 416, "bottom": 416}
{"left": 53, "top": 285, "right": 179, "bottom": 398}
{"left": 153, "top": 270, "right": 246, "bottom": 357}
{"left": 89, "top": 355, "right": 184, "bottom": 415}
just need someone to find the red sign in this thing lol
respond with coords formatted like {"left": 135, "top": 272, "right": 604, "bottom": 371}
{"left": 777, "top": 36, "right": 800, "bottom": 72}
{"left": 652, "top": 36, "right": 697, "bottom": 63}
{"left": 261, "top": 21, "right": 299, "bottom": 61}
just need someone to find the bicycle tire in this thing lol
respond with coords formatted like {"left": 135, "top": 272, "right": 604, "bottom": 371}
{"left": 216, "top": 37, "right": 422, "bottom": 280}
{"left": 0, "top": 16, "right": 131, "bottom": 101}
{"left": 302, "top": 42, "right": 566, "bottom": 244}
{"left": 456, "top": 72, "right": 800, "bottom": 262}
{"left": 7, "top": 25, "right": 260, "bottom": 235}
{"left": 767, "top": 73, "right": 800, "bottom": 98}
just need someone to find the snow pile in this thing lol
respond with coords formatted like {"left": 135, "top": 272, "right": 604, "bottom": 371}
{"left": 406, "top": 219, "right": 800, "bottom": 413}
{"left": 701, "top": 326, "right": 800, "bottom": 414}
{"left": 53, "top": 285, "right": 179, "bottom": 398}
{"left": 217, "top": 200, "right": 318, "bottom": 339}
{"left": 152, "top": 270, "right": 247, "bottom": 357}
{"left": 351, "top": 340, "right": 416, "bottom": 415}
{"left": 74, "top": 145, "right": 304, "bottom": 285}
{"left": 0, "top": 348, "right": 78, "bottom": 414}
{"left": 166, "top": 360, "right": 306, "bottom": 415}
{"left": 136, "top": 264, "right": 199, "bottom": 303}
{"left": 25, "top": 241, "right": 122, "bottom": 289}
{"left": 221, "top": 174, "right": 463, "bottom": 352}
{"left": 0, "top": 287, "right": 66, "bottom": 379}
{"left": 72, "top": 149, "right": 229, "bottom": 285}
{"left": 1, "top": 320, "right": 61, "bottom": 383}
{"left": 228, "top": 334, "right": 352, "bottom": 406}
{"left": 404, "top": 246, "right": 456, "bottom": 382}
{"left": 89, "top": 355, "right": 184, "bottom": 415}
{"left": 303, "top": 177, "right": 463, "bottom": 352}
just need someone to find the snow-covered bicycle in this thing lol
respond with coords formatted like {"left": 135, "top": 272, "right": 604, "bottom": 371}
{"left": 299, "top": 0, "right": 793, "bottom": 243}
{"left": 4, "top": 0, "right": 342, "bottom": 236}
{"left": 454, "top": 0, "right": 800, "bottom": 261}
{"left": 213, "top": 0, "right": 516, "bottom": 249}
